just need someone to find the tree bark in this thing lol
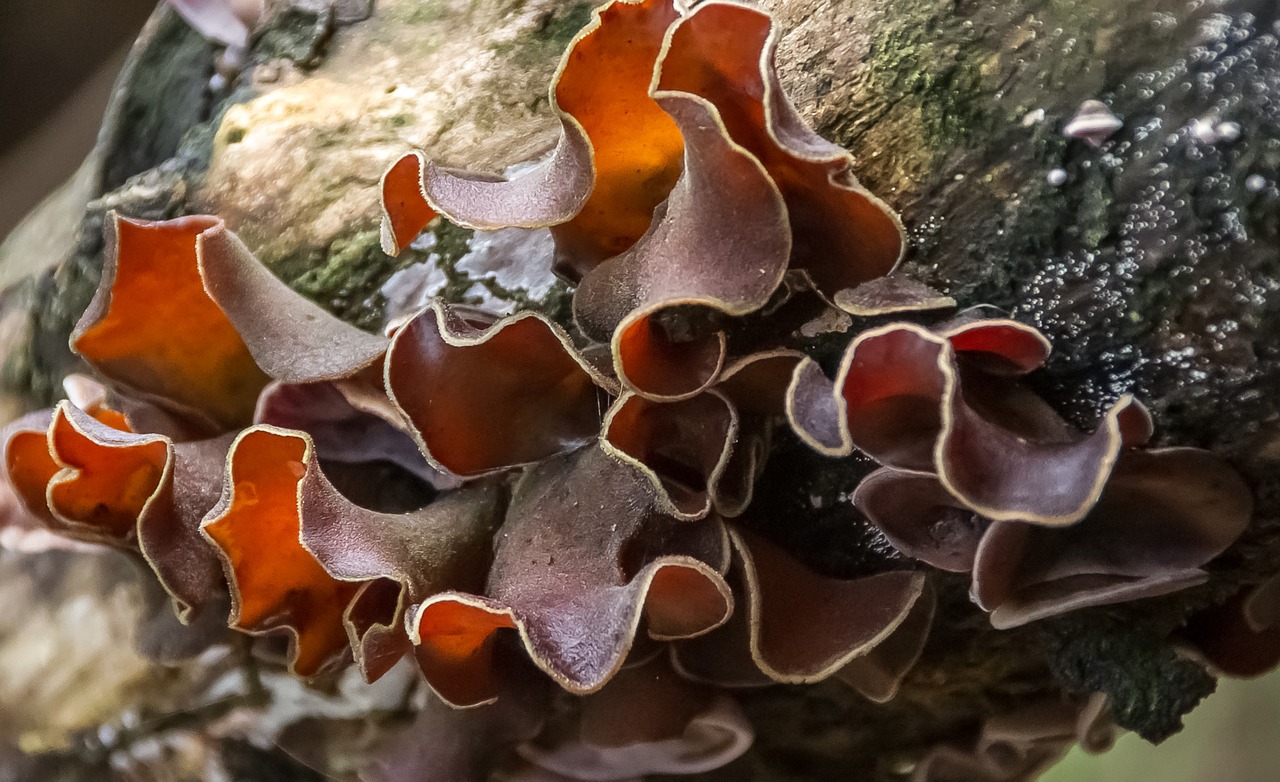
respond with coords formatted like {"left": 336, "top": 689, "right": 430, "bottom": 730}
{"left": 0, "top": 0, "right": 1277, "bottom": 779}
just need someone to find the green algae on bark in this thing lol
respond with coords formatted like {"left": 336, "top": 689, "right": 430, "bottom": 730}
{"left": 271, "top": 229, "right": 412, "bottom": 331}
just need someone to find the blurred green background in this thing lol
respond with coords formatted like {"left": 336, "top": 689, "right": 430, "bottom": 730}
{"left": 1044, "top": 670, "right": 1280, "bottom": 782}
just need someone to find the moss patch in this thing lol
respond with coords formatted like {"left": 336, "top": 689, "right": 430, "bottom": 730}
{"left": 861, "top": 0, "right": 989, "bottom": 150}
{"left": 271, "top": 230, "right": 412, "bottom": 332}
{"left": 253, "top": 5, "right": 333, "bottom": 67}
{"left": 1047, "top": 616, "right": 1217, "bottom": 743}
{"left": 491, "top": 1, "right": 594, "bottom": 71}
{"left": 101, "top": 13, "right": 213, "bottom": 191}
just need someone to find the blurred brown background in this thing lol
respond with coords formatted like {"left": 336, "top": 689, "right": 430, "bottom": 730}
{"left": 0, "top": 0, "right": 156, "bottom": 240}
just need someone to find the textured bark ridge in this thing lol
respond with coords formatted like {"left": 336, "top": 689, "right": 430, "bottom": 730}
{"left": 0, "top": 0, "right": 1277, "bottom": 780}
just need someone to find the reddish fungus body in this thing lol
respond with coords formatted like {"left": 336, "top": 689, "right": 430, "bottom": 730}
{"left": 0, "top": 0, "right": 1259, "bottom": 779}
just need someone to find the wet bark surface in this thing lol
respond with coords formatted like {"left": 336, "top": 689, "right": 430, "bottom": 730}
{"left": 0, "top": 0, "right": 1277, "bottom": 779}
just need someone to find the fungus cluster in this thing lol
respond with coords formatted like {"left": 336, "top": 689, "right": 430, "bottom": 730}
{"left": 0, "top": 0, "right": 1260, "bottom": 779}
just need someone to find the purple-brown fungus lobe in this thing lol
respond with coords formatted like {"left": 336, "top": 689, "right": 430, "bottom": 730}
{"left": 911, "top": 694, "right": 1117, "bottom": 782}
{"left": 0, "top": 0, "right": 1258, "bottom": 779}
